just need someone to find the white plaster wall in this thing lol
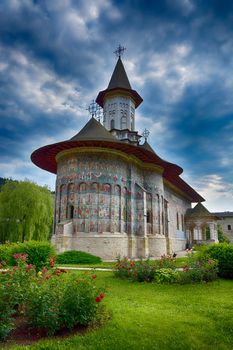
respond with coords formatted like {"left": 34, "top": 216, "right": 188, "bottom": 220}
{"left": 171, "top": 238, "right": 187, "bottom": 252}
{"left": 218, "top": 217, "right": 233, "bottom": 243}
{"left": 69, "top": 234, "right": 128, "bottom": 260}
{"left": 148, "top": 236, "right": 167, "bottom": 257}
{"left": 164, "top": 186, "right": 191, "bottom": 240}
{"left": 103, "top": 96, "right": 135, "bottom": 131}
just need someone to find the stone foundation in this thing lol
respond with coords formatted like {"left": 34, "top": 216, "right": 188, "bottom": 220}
{"left": 51, "top": 233, "right": 180, "bottom": 259}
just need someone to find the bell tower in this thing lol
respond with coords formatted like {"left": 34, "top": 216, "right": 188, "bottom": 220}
{"left": 96, "top": 45, "right": 143, "bottom": 145}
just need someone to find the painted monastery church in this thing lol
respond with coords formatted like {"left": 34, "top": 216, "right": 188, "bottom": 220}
{"left": 31, "top": 51, "right": 219, "bottom": 259}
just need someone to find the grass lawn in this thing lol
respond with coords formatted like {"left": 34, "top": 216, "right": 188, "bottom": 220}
{"left": 9, "top": 272, "right": 233, "bottom": 350}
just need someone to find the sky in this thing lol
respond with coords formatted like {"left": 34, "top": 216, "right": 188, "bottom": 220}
{"left": 0, "top": 0, "right": 233, "bottom": 212}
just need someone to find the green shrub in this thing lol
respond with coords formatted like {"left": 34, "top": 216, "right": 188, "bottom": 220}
{"left": 204, "top": 243, "right": 233, "bottom": 279}
{"left": 217, "top": 225, "right": 230, "bottom": 243}
{"left": 56, "top": 250, "right": 102, "bottom": 265}
{"left": 114, "top": 257, "right": 134, "bottom": 279}
{"left": 0, "top": 242, "right": 17, "bottom": 263}
{"left": 59, "top": 274, "right": 99, "bottom": 329}
{"left": 154, "top": 268, "right": 179, "bottom": 284}
{"left": 0, "top": 241, "right": 55, "bottom": 271}
{"left": 157, "top": 254, "right": 176, "bottom": 269}
{"left": 179, "top": 252, "right": 218, "bottom": 284}
{"left": 0, "top": 283, "right": 15, "bottom": 340}
{"left": 132, "top": 259, "right": 156, "bottom": 282}
{"left": 114, "top": 257, "right": 156, "bottom": 282}
{"left": 27, "top": 273, "right": 103, "bottom": 335}
{"left": 0, "top": 254, "right": 105, "bottom": 338}
{"left": 26, "top": 276, "right": 64, "bottom": 335}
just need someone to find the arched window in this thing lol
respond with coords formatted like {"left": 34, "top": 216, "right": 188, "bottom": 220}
{"left": 68, "top": 205, "right": 74, "bottom": 220}
{"left": 131, "top": 117, "right": 134, "bottom": 131}
{"left": 59, "top": 184, "right": 67, "bottom": 222}
{"left": 110, "top": 119, "right": 115, "bottom": 129}
{"left": 147, "top": 210, "right": 152, "bottom": 223}
{"left": 121, "top": 116, "right": 127, "bottom": 129}
{"left": 181, "top": 214, "right": 184, "bottom": 231}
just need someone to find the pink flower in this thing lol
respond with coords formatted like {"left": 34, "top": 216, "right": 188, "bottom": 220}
{"left": 92, "top": 275, "right": 97, "bottom": 279}
{"left": 26, "top": 264, "right": 33, "bottom": 271}
{"left": 95, "top": 296, "right": 101, "bottom": 303}
{"left": 49, "top": 259, "right": 55, "bottom": 268}
{"left": 100, "top": 293, "right": 104, "bottom": 299}
{"left": 13, "top": 253, "right": 28, "bottom": 261}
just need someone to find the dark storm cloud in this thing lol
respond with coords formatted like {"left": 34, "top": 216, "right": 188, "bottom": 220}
{"left": 0, "top": 0, "right": 233, "bottom": 210}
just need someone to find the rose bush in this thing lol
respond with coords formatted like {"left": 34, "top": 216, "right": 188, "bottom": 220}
{"left": 0, "top": 253, "right": 105, "bottom": 339}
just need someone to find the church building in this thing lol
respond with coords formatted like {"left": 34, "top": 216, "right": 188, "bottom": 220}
{"left": 31, "top": 48, "right": 219, "bottom": 259}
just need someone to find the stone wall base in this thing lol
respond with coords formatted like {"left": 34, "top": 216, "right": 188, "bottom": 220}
{"left": 51, "top": 233, "right": 180, "bottom": 259}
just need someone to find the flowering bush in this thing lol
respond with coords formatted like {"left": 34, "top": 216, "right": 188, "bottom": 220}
{"left": 0, "top": 241, "right": 55, "bottom": 271}
{"left": 158, "top": 254, "right": 176, "bottom": 270}
{"left": 0, "top": 253, "right": 105, "bottom": 339}
{"left": 114, "top": 254, "right": 218, "bottom": 285}
{"left": 114, "top": 257, "right": 156, "bottom": 282}
{"left": 132, "top": 259, "right": 156, "bottom": 282}
{"left": 179, "top": 251, "right": 218, "bottom": 284}
{"left": 114, "top": 257, "right": 135, "bottom": 280}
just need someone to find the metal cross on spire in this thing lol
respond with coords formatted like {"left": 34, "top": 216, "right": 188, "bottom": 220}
{"left": 142, "top": 128, "right": 150, "bottom": 141}
{"left": 87, "top": 100, "right": 103, "bottom": 122}
{"left": 114, "top": 44, "right": 126, "bottom": 58}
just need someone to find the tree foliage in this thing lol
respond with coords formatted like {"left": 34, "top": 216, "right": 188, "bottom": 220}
{"left": 0, "top": 180, "right": 53, "bottom": 243}
{"left": 217, "top": 224, "right": 230, "bottom": 243}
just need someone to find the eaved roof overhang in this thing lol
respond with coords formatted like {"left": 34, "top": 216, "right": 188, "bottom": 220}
{"left": 31, "top": 139, "right": 204, "bottom": 203}
{"left": 96, "top": 87, "right": 143, "bottom": 108}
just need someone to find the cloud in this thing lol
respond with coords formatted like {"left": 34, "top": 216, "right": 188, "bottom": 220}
{"left": 192, "top": 174, "right": 233, "bottom": 211}
{"left": 0, "top": 0, "right": 233, "bottom": 212}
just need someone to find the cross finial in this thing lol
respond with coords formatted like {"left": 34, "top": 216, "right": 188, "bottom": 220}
{"left": 142, "top": 129, "right": 150, "bottom": 141}
{"left": 87, "top": 100, "right": 103, "bottom": 122}
{"left": 114, "top": 44, "right": 126, "bottom": 58}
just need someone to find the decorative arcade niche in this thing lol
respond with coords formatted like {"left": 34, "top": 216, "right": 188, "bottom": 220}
{"left": 57, "top": 182, "right": 129, "bottom": 234}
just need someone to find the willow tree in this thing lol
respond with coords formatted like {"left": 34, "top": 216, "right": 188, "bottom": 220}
{"left": 0, "top": 180, "right": 53, "bottom": 243}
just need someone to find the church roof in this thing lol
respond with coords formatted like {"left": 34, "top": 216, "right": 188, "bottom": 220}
{"left": 96, "top": 58, "right": 143, "bottom": 108}
{"left": 139, "top": 141, "right": 156, "bottom": 154}
{"left": 70, "top": 117, "right": 117, "bottom": 142}
{"left": 186, "top": 202, "right": 218, "bottom": 218}
{"left": 31, "top": 117, "right": 204, "bottom": 203}
{"left": 107, "top": 57, "right": 132, "bottom": 90}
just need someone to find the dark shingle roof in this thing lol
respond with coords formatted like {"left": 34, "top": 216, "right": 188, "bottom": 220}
{"left": 213, "top": 212, "right": 233, "bottom": 218}
{"left": 70, "top": 117, "right": 117, "bottom": 142}
{"left": 186, "top": 202, "right": 216, "bottom": 218}
{"left": 108, "top": 57, "right": 131, "bottom": 90}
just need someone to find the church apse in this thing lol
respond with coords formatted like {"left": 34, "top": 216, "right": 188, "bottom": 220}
{"left": 32, "top": 47, "right": 205, "bottom": 259}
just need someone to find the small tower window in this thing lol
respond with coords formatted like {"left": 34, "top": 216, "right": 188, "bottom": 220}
{"left": 111, "top": 119, "right": 115, "bottom": 129}
{"left": 121, "top": 116, "right": 127, "bottom": 129}
{"left": 228, "top": 225, "right": 232, "bottom": 230}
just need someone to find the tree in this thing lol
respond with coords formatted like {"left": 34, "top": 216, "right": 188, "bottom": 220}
{"left": 0, "top": 180, "right": 53, "bottom": 243}
{"left": 217, "top": 224, "right": 230, "bottom": 244}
